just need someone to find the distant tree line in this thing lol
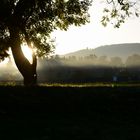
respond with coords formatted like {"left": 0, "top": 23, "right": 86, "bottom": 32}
{"left": 1, "top": 53, "right": 140, "bottom": 83}
{"left": 47, "top": 53, "right": 140, "bottom": 67}
{"left": 38, "top": 53, "right": 140, "bottom": 83}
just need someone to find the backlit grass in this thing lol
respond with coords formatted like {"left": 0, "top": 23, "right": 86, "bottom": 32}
{"left": 0, "top": 81, "right": 140, "bottom": 87}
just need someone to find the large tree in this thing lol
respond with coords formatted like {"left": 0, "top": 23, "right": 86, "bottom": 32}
{"left": 0, "top": 0, "right": 139, "bottom": 86}
{"left": 0, "top": 0, "right": 92, "bottom": 85}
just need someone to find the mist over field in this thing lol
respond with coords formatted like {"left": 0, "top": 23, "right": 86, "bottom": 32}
{"left": 1, "top": 43, "right": 140, "bottom": 83}
{"left": 0, "top": 60, "right": 22, "bottom": 82}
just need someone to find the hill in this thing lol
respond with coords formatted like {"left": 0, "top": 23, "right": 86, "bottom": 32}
{"left": 63, "top": 43, "right": 140, "bottom": 60}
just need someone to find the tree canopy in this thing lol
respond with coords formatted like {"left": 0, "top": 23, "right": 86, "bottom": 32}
{"left": 0, "top": 0, "right": 92, "bottom": 61}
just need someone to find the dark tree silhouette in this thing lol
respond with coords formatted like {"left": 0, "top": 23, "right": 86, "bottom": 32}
{"left": 0, "top": 0, "right": 91, "bottom": 85}
{"left": 126, "top": 54, "right": 140, "bottom": 66}
{"left": 110, "top": 56, "right": 123, "bottom": 67}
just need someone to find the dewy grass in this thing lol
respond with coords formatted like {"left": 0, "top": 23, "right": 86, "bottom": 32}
{"left": 39, "top": 82, "right": 140, "bottom": 87}
{"left": 0, "top": 82, "right": 17, "bottom": 86}
{"left": 39, "top": 83, "right": 108, "bottom": 87}
{"left": 0, "top": 81, "right": 140, "bottom": 87}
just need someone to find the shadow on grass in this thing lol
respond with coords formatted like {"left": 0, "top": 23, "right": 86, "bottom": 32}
{"left": 0, "top": 85, "right": 140, "bottom": 139}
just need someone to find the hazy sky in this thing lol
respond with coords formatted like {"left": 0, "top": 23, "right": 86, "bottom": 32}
{"left": 52, "top": 1, "right": 140, "bottom": 55}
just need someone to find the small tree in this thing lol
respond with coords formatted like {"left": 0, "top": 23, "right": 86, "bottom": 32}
{"left": 0, "top": 0, "right": 92, "bottom": 85}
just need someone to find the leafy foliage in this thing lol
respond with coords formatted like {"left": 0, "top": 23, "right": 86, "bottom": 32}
{"left": 0, "top": 0, "right": 92, "bottom": 60}
{"left": 101, "top": 0, "right": 140, "bottom": 28}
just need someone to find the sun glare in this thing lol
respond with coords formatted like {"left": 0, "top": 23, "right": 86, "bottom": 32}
{"left": 0, "top": 58, "right": 9, "bottom": 66}
{"left": 21, "top": 44, "right": 33, "bottom": 63}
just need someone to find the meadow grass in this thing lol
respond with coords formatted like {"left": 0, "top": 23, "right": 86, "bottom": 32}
{"left": 39, "top": 82, "right": 140, "bottom": 87}
{"left": 0, "top": 83, "right": 139, "bottom": 140}
{"left": 0, "top": 80, "right": 139, "bottom": 87}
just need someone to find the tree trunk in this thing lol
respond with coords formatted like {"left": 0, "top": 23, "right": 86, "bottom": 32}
{"left": 9, "top": 27, "right": 37, "bottom": 86}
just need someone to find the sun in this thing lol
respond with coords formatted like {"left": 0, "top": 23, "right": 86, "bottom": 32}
{"left": 21, "top": 43, "right": 33, "bottom": 63}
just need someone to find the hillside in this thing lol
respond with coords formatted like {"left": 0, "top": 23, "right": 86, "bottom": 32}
{"left": 63, "top": 43, "right": 140, "bottom": 60}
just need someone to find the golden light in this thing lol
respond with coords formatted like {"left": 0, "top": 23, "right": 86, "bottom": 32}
{"left": 21, "top": 43, "right": 33, "bottom": 63}
{"left": 0, "top": 58, "right": 9, "bottom": 66}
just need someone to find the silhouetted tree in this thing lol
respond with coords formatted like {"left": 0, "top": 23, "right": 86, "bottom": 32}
{"left": 85, "top": 54, "right": 97, "bottom": 60}
{"left": 126, "top": 54, "right": 140, "bottom": 67}
{"left": 110, "top": 56, "right": 123, "bottom": 67}
{"left": 0, "top": 0, "right": 91, "bottom": 85}
{"left": 98, "top": 55, "right": 109, "bottom": 65}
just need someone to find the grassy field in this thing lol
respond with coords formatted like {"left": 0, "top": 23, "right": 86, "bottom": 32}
{"left": 0, "top": 85, "right": 140, "bottom": 140}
